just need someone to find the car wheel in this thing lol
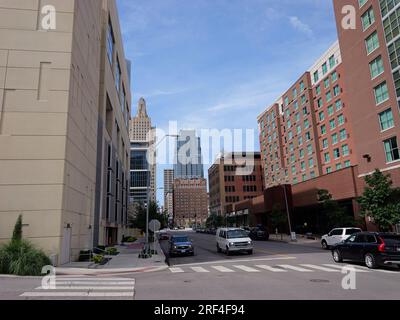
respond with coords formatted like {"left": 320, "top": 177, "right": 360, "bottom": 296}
{"left": 321, "top": 240, "right": 329, "bottom": 250}
{"left": 332, "top": 249, "right": 343, "bottom": 263}
{"left": 226, "top": 246, "right": 230, "bottom": 256}
{"left": 365, "top": 253, "right": 377, "bottom": 269}
{"left": 217, "top": 244, "right": 222, "bottom": 253}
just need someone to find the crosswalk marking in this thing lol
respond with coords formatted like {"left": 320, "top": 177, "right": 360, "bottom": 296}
{"left": 299, "top": 264, "right": 340, "bottom": 272}
{"left": 211, "top": 266, "right": 235, "bottom": 273}
{"left": 169, "top": 267, "right": 185, "bottom": 273}
{"left": 190, "top": 267, "right": 210, "bottom": 273}
{"left": 55, "top": 281, "right": 135, "bottom": 285}
{"left": 277, "top": 265, "right": 314, "bottom": 272}
{"left": 21, "top": 292, "right": 134, "bottom": 297}
{"left": 233, "top": 265, "right": 260, "bottom": 272}
{"left": 35, "top": 286, "right": 135, "bottom": 290}
{"left": 255, "top": 265, "right": 288, "bottom": 272}
{"left": 322, "top": 264, "right": 370, "bottom": 272}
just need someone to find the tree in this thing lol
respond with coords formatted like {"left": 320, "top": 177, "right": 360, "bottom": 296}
{"left": 357, "top": 169, "right": 400, "bottom": 231}
{"left": 318, "top": 189, "right": 355, "bottom": 231}
{"left": 206, "top": 214, "right": 225, "bottom": 228}
{"left": 12, "top": 215, "right": 23, "bottom": 242}
{"left": 131, "top": 201, "right": 167, "bottom": 232}
{"left": 270, "top": 204, "right": 288, "bottom": 233}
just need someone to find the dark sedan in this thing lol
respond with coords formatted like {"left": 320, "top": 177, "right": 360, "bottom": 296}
{"left": 249, "top": 225, "right": 269, "bottom": 241}
{"left": 169, "top": 235, "right": 194, "bottom": 257}
{"left": 331, "top": 232, "right": 400, "bottom": 269}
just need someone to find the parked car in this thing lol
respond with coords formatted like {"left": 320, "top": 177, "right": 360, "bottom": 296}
{"left": 249, "top": 224, "right": 269, "bottom": 241}
{"left": 169, "top": 235, "right": 194, "bottom": 257}
{"left": 321, "top": 227, "right": 362, "bottom": 249}
{"left": 331, "top": 232, "right": 400, "bottom": 269}
{"left": 158, "top": 231, "right": 169, "bottom": 241}
{"left": 216, "top": 228, "right": 253, "bottom": 255}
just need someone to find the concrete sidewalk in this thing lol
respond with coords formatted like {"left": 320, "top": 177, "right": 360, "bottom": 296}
{"left": 269, "top": 233, "right": 321, "bottom": 245}
{"left": 55, "top": 238, "right": 168, "bottom": 276}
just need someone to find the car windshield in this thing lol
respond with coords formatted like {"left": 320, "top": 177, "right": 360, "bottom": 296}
{"left": 172, "top": 237, "right": 189, "bottom": 243}
{"left": 227, "top": 230, "right": 249, "bottom": 239}
{"left": 345, "top": 228, "right": 361, "bottom": 235}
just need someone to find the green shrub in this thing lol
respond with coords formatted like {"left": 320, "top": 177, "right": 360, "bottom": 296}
{"left": 105, "top": 247, "right": 118, "bottom": 256}
{"left": 78, "top": 250, "right": 93, "bottom": 262}
{"left": 0, "top": 240, "right": 51, "bottom": 276}
{"left": 92, "top": 254, "right": 104, "bottom": 264}
{"left": 122, "top": 236, "right": 137, "bottom": 243}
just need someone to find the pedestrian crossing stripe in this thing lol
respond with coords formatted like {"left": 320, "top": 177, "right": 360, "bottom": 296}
{"left": 168, "top": 264, "right": 399, "bottom": 274}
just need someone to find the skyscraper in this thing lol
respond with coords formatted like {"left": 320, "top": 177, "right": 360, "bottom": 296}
{"left": 129, "top": 98, "right": 156, "bottom": 205}
{"left": 174, "top": 130, "right": 204, "bottom": 179}
{"left": 164, "top": 169, "right": 174, "bottom": 218}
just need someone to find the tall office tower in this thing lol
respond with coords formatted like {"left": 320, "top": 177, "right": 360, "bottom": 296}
{"left": 332, "top": 0, "right": 400, "bottom": 181}
{"left": 164, "top": 169, "right": 174, "bottom": 216}
{"left": 0, "top": 0, "right": 131, "bottom": 264}
{"left": 129, "top": 98, "right": 156, "bottom": 205}
{"left": 208, "top": 152, "right": 264, "bottom": 217}
{"left": 258, "top": 41, "right": 356, "bottom": 188}
{"left": 174, "top": 130, "right": 204, "bottom": 179}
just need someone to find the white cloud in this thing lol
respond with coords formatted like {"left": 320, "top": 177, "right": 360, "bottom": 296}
{"left": 289, "top": 16, "right": 314, "bottom": 38}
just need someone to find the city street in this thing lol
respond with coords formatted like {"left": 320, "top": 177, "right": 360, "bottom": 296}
{"left": 2, "top": 231, "right": 399, "bottom": 300}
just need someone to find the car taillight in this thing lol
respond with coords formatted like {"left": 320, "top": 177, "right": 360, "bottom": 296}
{"left": 378, "top": 237, "right": 385, "bottom": 252}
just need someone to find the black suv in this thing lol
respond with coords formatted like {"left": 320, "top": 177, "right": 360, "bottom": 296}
{"left": 331, "top": 232, "right": 400, "bottom": 269}
{"left": 249, "top": 225, "right": 269, "bottom": 241}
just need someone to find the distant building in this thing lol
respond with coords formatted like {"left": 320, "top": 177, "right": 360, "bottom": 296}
{"left": 129, "top": 98, "right": 156, "bottom": 205}
{"left": 164, "top": 169, "right": 174, "bottom": 217}
{"left": 208, "top": 152, "right": 264, "bottom": 216}
{"left": 174, "top": 130, "right": 204, "bottom": 179}
{"left": 173, "top": 178, "right": 208, "bottom": 227}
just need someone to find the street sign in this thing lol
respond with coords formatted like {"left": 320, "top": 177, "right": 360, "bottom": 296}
{"left": 149, "top": 219, "right": 161, "bottom": 232}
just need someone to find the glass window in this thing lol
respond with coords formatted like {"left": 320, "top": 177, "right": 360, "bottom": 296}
{"left": 336, "top": 163, "right": 342, "bottom": 170}
{"left": 340, "top": 128, "right": 347, "bottom": 141}
{"left": 334, "top": 148, "right": 340, "bottom": 159}
{"left": 323, "top": 138, "right": 328, "bottom": 149}
{"left": 359, "top": 0, "right": 367, "bottom": 7}
{"left": 369, "top": 56, "right": 384, "bottom": 78}
{"left": 310, "top": 171, "right": 316, "bottom": 178}
{"left": 365, "top": 31, "right": 379, "bottom": 54}
{"left": 293, "top": 87, "right": 297, "bottom": 98}
{"left": 333, "top": 85, "right": 340, "bottom": 97}
{"left": 361, "top": 7, "right": 375, "bottom": 30}
{"left": 294, "top": 100, "right": 299, "bottom": 110}
{"left": 300, "top": 81, "right": 304, "bottom": 91}
{"left": 384, "top": 137, "right": 400, "bottom": 162}
{"left": 322, "top": 63, "right": 328, "bottom": 75}
{"left": 338, "top": 114, "right": 345, "bottom": 126}
{"left": 305, "top": 132, "right": 311, "bottom": 141}
{"left": 107, "top": 20, "right": 115, "bottom": 65}
{"left": 284, "top": 96, "right": 289, "bottom": 106}
{"left": 299, "top": 149, "right": 305, "bottom": 158}
{"left": 379, "top": 108, "right": 395, "bottom": 130}
{"left": 301, "top": 95, "right": 306, "bottom": 105}
{"left": 374, "top": 81, "right": 389, "bottom": 104}
{"left": 316, "top": 85, "right": 321, "bottom": 95}
{"left": 309, "top": 158, "right": 314, "bottom": 168}
{"left": 329, "top": 55, "right": 335, "bottom": 68}
{"left": 328, "top": 105, "right": 334, "bottom": 116}
{"left": 295, "top": 112, "right": 300, "bottom": 122}
{"left": 332, "top": 133, "right": 339, "bottom": 144}
{"left": 297, "top": 125, "right": 301, "bottom": 134}
{"left": 319, "top": 111, "right": 325, "bottom": 121}
{"left": 307, "top": 145, "right": 313, "bottom": 155}
{"left": 324, "top": 152, "right": 330, "bottom": 163}
{"left": 317, "top": 98, "right": 323, "bottom": 108}
{"left": 314, "top": 71, "right": 319, "bottom": 83}
{"left": 330, "top": 119, "right": 336, "bottom": 130}
{"left": 344, "top": 160, "right": 351, "bottom": 168}
{"left": 304, "top": 119, "right": 310, "bottom": 129}
{"left": 326, "top": 91, "right": 332, "bottom": 102}
{"left": 324, "top": 78, "right": 330, "bottom": 89}
{"left": 335, "top": 99, "right": 342, "bottom": 111}
{"left": 115, "top": 57, "right": 121, "bottom": 93}
{"left": 301, "top": 161, "right": 306, "bottom": 171}
{"left": 298, "top": 136, "right": 303, "bottom": 146}
{"left": 332, "top": 71, "right": 338, "bottom": 82}
{"left": 321, "top": 125, "right": 327, "bottom": 135}
{"left": 342, "top": 144, "right": 350, "bottom": 156}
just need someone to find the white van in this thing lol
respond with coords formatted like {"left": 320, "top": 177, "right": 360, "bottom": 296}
{"left": 216, "top": 228, "right": 253, "bottom": 255}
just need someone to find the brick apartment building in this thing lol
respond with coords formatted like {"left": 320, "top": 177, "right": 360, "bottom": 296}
{"left": 173, "top": 178, "right": 208, "bottom": 227}
{"left": 208, "top": 152, "right": 264, "bottom": 216}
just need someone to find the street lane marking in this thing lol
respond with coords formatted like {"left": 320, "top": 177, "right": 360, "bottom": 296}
{"left": 277, "top": 265, "right": 314, "bottom": 272}
{"left": 169, "top": 267, "right": 185, "bottom": 273}
{"left": 255, "top": 265, "right": 288, "bottom": 272}
{"left": 299, "top": 264, "right": 340, "bottom": 272}
{"left": 232, "top": 265, "right": 260, "bottom": 272}
{"left": 211, "top": 266, "right": 235, "bottom": 273}
{"left": 35, "top": 286, "right": 134, "bottom": 290}
{"left": 172, "top": 256, "right": 296, "bottom": 267}
{"left": 21, "top": 292, "right": 134, "bottom": 297}
{"left": 55, "top": 281, "right": 135, "bottom": 285}
{"left": 322, "top": 264, "right": 370, "bottom": 272}
{"left": 190, "top": 267, "right": 210, "bottom": 273}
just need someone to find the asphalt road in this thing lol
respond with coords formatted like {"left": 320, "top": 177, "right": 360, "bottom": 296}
{"left": 1, "top": 231, "right": 399, "bottom": 300}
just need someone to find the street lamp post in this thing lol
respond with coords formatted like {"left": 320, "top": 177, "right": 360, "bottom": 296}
{"left": 282, "top": 184, "right": 294, "bottom": 241}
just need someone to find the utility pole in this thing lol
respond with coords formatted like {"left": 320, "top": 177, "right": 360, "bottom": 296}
{"left": 282, "top": 184, "right": 294, "bottom": 241}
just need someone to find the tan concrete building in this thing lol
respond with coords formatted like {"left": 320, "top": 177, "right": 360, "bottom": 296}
{"left": 173, "top": 178, "right": 208, "bottom": 227}
{"left": 164, "top": 169, "right": 174, "bottom": 217}
{"left": 0, "top": 0, "right": 131, "bottom": 265}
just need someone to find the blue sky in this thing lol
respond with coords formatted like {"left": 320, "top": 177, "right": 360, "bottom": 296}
{"left": 117, "top": 0, "right": 339, "bottom": 204}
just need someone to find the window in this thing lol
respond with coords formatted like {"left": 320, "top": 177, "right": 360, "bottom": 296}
{"left": 324, "top": 152, "right": 331, "bottom": 163}
{"left": 107, "top": 19, "right": 115, "bottom": 64}
{"left": 287, "top": 119, "right": 292, "bottom": 128}
{"left": 115, "top": 57, "right": 121, "bottom": 93}
{"left": 321, "top": 125, "right": 326, "bottom": 135}
{"left": 286, "top": 108, "right": 290, "bottom": 118}
{"left": 310, "top": 171, "right": 316, "bottom": 178}
{"left": 317, "top": 98, "right": 323, "bottom": 108}
{"left": 379, "top": 109, "right": 395, "bottom": 130}
{"left": 338, "top": 114, "right": 345, "bottom": 126}
{"left": 301, "top": 161, "right": 306, "bottom": 171}
{"left": 383, "top": 6, "right": 400, "bottom": 42}
{"left": 361, "top": 7, "right": 375, "bottom": 30}
{"left": 332, "top": 133, "right": 339, "bottom": 145}
{"left": 384, "top": 137, "right": 400, "bottom": 162}
{"left": 316, "top": 85, "right": 321, "bottom": 95}
{"left": 329, "top": 55, "right": 335, "bottom": 68}
{"left": 326, "top": 167, "right": 332, "bottom": 173}
{"left": 322, "top": 138, "right": 328, "bottom": 149}
{"left": 335, "top": 99, "right": 343, "bottom": 111}
{"left": 326, "top": 91, "right": 332, "bottom": 102}
{"left": 359, "top": 0, "right": 367, "bottom": 7}
{"left": 288, "top": 131, "right": 293, "bottom": 140}
{"left": 344, "top": 160, "right": 351, "bottom": 168}
{"left": 295, "top": 112, "right": 300, "bottom": 122}
{"left": 309, "top": 158, "right": 314, "bottom": 168}
{"left": 289, "top": 143, "right": 294, "bottom": 152}
{"left": 305, "top": 132, "right": 311, "bottom": 141}
{"left": 293, "top": 177, "right": 298, "bottom": 184}
{"left": 369, "top": 56, "right": 384, "bottom": 78}
{"left": 332, "top": 71, "right": 338, "bottom": 82}
{"left": 314, "top": 71, "right": 319, "bottom": 83}
{"left": 374, "top": 82, "right": 389, "bottom": 104}
{"left": 300, "top": 81, "right": 305, "bottom": 91}
{"left": 291, "top": 166, "right": 296, "bottom": 174}
{"left": 294, "top": 100, "right": 299, "bottom": 110}
{"left": 342, "top": 144, "right": 350, "bottom": 156}
{"left": 365, "top": 31, "right": 379, "bottom": 54}
{"left": 293, "top": 87, "right": 297, "bottom": 98}
{"left": 322, "top": 63, "right": 328, "bottom": 75}
{"left": 334, "top": 148, "right": 340, "bottom": 159}
{"left": 324, "top": 78, "right": 330, "bottom": 89}
{"left": 330, "top": 119, "right": 336, "bottom": 130}
{"left": 297, "top": 125, "right": 301, "bottom": 134}
{"left": 301, "top": 95, "right": 306, "bottom": 105}
{"left": 298, "top": 136, "right": 303, "bottom": 146}
{"left": 302, "top": 107, "right": 308, "bottom": 115}
{"left": 304, "top": 119, "right": 310, "bottom": 129}
{"left": 307, "top": 145, "right": 313, "bottom": 155}
{"left": 319, "top": 111, "right": 325, "bottom": 121}
{"left": 340, "top": 128, "right": 347, "bottom": 141}
{"left": 336, "top": 163, "right": 343, "bottom": 170}
{"left": 299, "top": 149, "right": 305, "bottom": 159}
{"left": 333, "top": 85, "right": 340, "bottom": 97}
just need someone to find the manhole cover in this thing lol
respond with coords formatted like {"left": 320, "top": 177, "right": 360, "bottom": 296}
{"left": 310, "top": 279, "right": 330, "bottom": 283}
